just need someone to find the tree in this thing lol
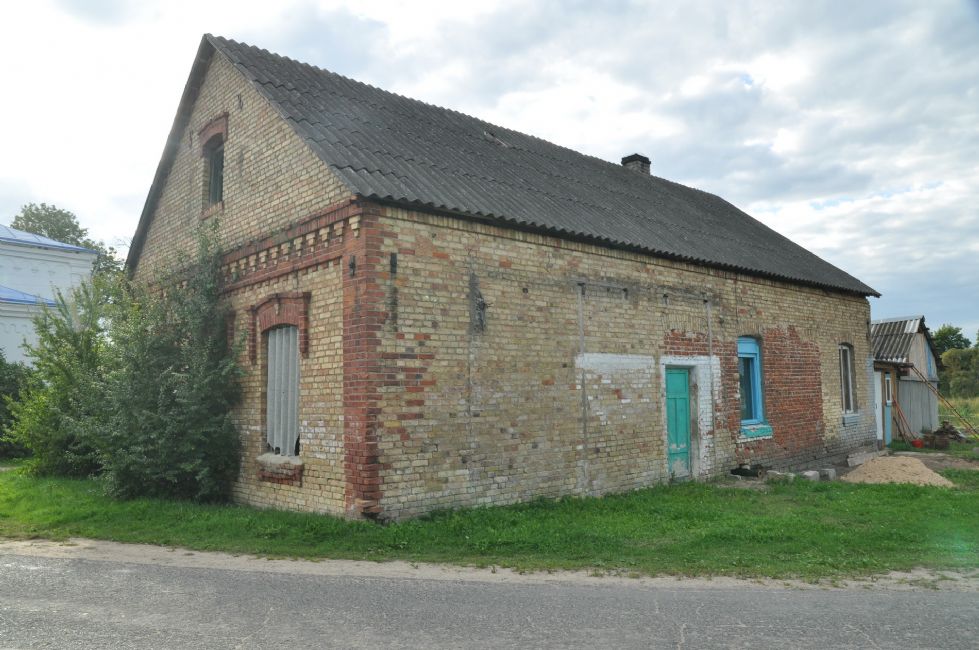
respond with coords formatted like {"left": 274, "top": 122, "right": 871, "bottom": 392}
{"left": 98, "top": 225, "right": 242, "bottom": 500}
{"left": 0, "top": 351, "right": 33, "bottom": 458}
{"left": 932, "top": 324, "right": 971, "bottom": 357}
{"left": 3, "top": 224, "right": 242, "bottom": 498}
{"left": 941, "top": 347, "right": 979, "bottom": 398}
{"left": 11, "top": 203, "right": 122, "bottom": 275}
{"left": 3, "top": 279, "right": 112, "bottom": 476}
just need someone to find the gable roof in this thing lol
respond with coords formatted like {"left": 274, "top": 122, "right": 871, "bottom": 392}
{"left": 0, "top": 224, "right": 97, "bottom": 255}
{"left": 871, "top": 316, "right": 939, "bottom": 365}
{"left": 128, "top": 35, "right": 877, "bottom": 297}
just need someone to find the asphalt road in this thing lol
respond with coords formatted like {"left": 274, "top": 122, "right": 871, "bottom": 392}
{"left": 0, "top": 542, "right": 976, "bottom": 649}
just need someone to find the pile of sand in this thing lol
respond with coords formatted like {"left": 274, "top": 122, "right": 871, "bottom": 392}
{"left": 842, "top": 456, "right": 954, "bottom": 487}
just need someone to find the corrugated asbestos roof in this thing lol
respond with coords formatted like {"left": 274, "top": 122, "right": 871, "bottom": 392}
{"left": 0, "top": 224, "right": 97, "bottom": 254}
{"left": 871, "top": 316, "right": 933, "bottom": 364}
{"left": 129, "top": 35, "right": 878, "bottom": 296}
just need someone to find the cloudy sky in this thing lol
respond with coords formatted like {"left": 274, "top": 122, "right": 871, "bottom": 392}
{"left": 2, "top": 0, "right": 978, "bottom": 337}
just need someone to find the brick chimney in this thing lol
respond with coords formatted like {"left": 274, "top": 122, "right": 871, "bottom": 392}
{"left": 621, "top": 153, "right": 650, "bottom": 174}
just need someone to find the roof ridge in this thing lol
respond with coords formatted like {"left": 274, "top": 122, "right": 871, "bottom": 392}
{"left": 206, "top": 35, "right": 705, "bottom": 191}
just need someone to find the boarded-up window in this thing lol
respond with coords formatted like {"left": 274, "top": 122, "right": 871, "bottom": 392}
{"left": 839, "top": 343, "right": 857, "bottom": 414}
{"left": 267, "top": 325, "right": 300, "bottom": 456}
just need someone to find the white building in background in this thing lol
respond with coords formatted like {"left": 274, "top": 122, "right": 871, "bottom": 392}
{"left": 0, "top": 225, "right": 98, "bottom": 364}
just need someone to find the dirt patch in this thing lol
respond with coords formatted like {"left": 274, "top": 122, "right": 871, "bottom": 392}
{"left": 893, "top": 451, "right": 979, "bottom": 472}
{"left": 2, "top": 538, "right": 977, "bottom": 592}
{"left": 841, "top": 456, "right": 953, "bottom": 487}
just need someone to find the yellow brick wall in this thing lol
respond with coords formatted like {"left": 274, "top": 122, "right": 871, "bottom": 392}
{"left": 133, "top": 52, "right": 352, "bottom": 281}
{"left": 369, "top": 206, "right": 875, "bottom": 519}
{"left": 227, "top": 260, "right": 346, "bottom": 514}
{"left": 131, "top": 50, "right": 353, "bottom": 513}
{"left": 131, "top": 50, "right": 875, "bottom": 520}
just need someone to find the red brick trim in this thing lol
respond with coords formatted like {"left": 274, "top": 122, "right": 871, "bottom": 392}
{"left": 256, "top": 454, "right": 303, "bottom": 487}
{"left": 248, "top": 291, "right": 311, "bottom": 364}
{"left": 198, "top": 113, "right": 228, "bottom": 153}
{"left": 341, "top": 206, "right": 391, "bottom": 519}
{"left": 226, "top": 311, "right": 236, "bottom": 353}
{"left": 221, "top": 198, "right": 363, "bottom": 292}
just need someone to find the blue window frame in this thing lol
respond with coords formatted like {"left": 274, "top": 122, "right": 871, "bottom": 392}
{"left": 738, "top": 337, "right": 771, "bottom": 437}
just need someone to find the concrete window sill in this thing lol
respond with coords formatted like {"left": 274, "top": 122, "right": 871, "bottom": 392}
{"left": 739, "top": 423, "right": 774, "bottom": 441}
{"left": 842, "top": 413, "right": 861, "bottom": 427}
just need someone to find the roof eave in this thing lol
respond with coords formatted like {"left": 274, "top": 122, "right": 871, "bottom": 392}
{"left": 364, "top": 195, "right": 879, "bottom": 298}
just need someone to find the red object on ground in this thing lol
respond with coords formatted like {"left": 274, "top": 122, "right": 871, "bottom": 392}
{"left": 911, "top": 439, "right": 924, "bottom": 448}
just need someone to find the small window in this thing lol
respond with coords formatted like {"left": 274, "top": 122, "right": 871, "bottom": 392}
{"left": 738, "top": 337, "right": 766, "bottom": 428}
{"left": 839, "top": 344, "right": 858, "bottom": 414}
{"left": 203, "top": 137, "right": 224, "bottom": 207}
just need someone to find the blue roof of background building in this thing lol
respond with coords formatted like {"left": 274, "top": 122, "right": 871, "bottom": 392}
{"left": 0, "top": 285, "right": 56, "bottom": 306}
{"left": 0, "top": 224, "right": 99, "bottom": 254}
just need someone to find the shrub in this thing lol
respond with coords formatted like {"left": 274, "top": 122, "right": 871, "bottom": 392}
{"left": 4, "top": 225, "right": 242, "bottom": 501}
{"left": 4, "top": 280, "right": 110, "bottom": 475}
{"left": 0, "top": 352, "right": 34, "bottom": 458}
{"left": 98, "top": 226, "right": 242, "bottom": 501}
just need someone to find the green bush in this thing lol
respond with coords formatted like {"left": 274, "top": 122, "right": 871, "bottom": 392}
{"left": 4, "top": 225, "right": 242, "bottom": 501}
{"left": 4, "top": 281, "right": 110, "bottom": 475}
{"left": 98, "top": 227, "right": 242, "bottom": 501}
{"left": 0, "top": 352, "right": 34, "bottom": 458}
{"left": 942, "top": 347, "right": 979, "bottom": 398}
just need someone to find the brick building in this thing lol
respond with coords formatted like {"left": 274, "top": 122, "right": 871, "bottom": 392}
{"left": 128, "top": 35, "right": 879, "bottom": 520}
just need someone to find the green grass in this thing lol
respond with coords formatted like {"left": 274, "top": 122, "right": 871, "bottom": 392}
{"left": 940, "top": 396, "right": 979, "bottom": 431}
{"left": 1, "top": 470, "right": 978, "bottom": 580}
{"left": 888, "top": 440, "right": 979, "bottom": 461}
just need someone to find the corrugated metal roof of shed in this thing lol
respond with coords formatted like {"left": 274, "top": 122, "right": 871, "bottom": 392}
{"left": 871, "top": 316, "right": 929, "bottom": 364}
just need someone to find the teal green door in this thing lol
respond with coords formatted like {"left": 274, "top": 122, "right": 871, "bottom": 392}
{"left": 666, "top": 368, "right": 691, "bottom": 478}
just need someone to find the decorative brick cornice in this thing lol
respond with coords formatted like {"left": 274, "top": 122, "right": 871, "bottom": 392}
{"left": 248, "top": 291, "right": 311, "bottom": 364}
{"left": 198, "top": 112, "right": 228, "bottom": 153}
{"left": 221, "top": 198, "right": 364, "bottom": 293}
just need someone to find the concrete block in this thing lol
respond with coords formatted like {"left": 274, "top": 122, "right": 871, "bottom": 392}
{"left": 819, "top": 468, "right": 837, "bottom": 481}
{"left": 766, "top": 471, "right": 795, "bottom": 482}
{"left": 801, "top": 470, "right": 820, "bottom": 482}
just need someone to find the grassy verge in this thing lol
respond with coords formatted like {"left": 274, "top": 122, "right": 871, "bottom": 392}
{"left": 940, "top": 396, "right": 979, "bottom": 431}
{"left": 888, "top": 440, "right": 979, "bottom": 461}
{"left": 2, "top": 471, "right": 977, "bottom": 580}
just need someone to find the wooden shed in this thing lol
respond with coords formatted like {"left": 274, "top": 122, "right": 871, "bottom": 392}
{"left": 870, "top": 316, "right": 941, "bottom": 445}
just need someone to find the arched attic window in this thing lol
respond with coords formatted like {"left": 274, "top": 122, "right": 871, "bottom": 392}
{"left": 198, "top": 113, "right": 228, "bottom": 214}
